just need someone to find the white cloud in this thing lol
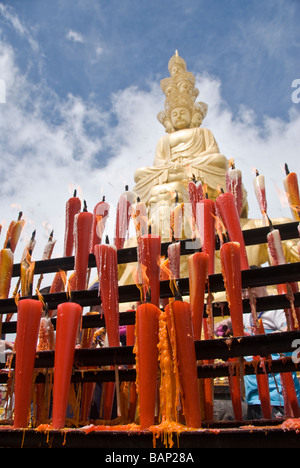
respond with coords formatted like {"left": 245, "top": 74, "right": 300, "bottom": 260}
{"left": 0, "top": 3, "right": 39, "bottom": 51}
{"left": 66, "top": 29, "right": 85, "bottom": 43}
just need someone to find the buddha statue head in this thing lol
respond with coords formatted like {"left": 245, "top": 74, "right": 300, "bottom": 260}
{"left": 157, "top": 51, "right": 207, "bottom": 133}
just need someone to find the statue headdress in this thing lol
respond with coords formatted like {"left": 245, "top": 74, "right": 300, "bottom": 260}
{"left": 158, "top": 51, "right": 207, "bottom": 132}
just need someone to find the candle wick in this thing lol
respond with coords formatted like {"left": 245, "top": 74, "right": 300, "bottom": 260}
{"left": 83, "top": 200, "right": 88, "bottom": 212}
{"left": 285, "top": 163, "right": 290, "bottom": 175}
{"left": 18, "top": 211, "right": 23, "bottom": 221}
{"left": 220, "top": 187, "right": 224, "bottom": 194}
{"left": 174, "top": 280, "right": 183, "bottom": 301}
{"left": 255, "top": 169, "right": 259, "bottom": 176}
{"left": 145, "top": 287, "right": 151, "bottom": 303}
{"left": 105, "top": 235, "right": 110, "bottom": 244}
{"left": 266, "top": 214, "right": 274, "bottom": 231}
{"left": 73, "top": 189, "right": 77, "bottom": 197}
{"left": 205, "top": 192, "right": 208, "bottom": 199}
{"left": 175, "top": 190, "right": 179, "bottom": 204}
{"left": 5, "top": 237, "right": 12, "bottom": 250}
{"left": 191, "top": 173, "right": 197, "bottom": 183}
{"left": 49, "top": 230, "right": 54, "bottom": 241}
{"left": 102, "top": 195, "right": 105, "bottom": 201}
{"left": 137, "top": 196, "right": 140, "bottom": 202}
{"left": 125, "top": 185, "right": 129, "bottom": 191}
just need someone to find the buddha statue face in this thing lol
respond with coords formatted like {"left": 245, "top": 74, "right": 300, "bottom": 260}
{"left": 170, "top": 106, "right": 191, "bottom": 130}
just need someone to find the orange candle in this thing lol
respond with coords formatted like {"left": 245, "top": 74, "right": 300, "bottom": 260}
{"left": 13, "top": 298, "right": 43, "bottom": 428}
{"left": 220, "top": 242, "right": 244, "bottom": 337}
{"left": 137, "top": 234, "right": 161, "bottom": 307}
{"left": 283, "top": 163, "right": 300, "bottom": 221}
{"left": 63, "top": 190, "right": 81, "bottom": 257}
{"left": 73, "top": 202, "right": 93, "bottom": 291}
{"left": 0, "top": 240, "right": 14, "bottom": 299}
{"left": 225, "top": 160, "right": 243, "bottom": 217}
{"left": 4, "top": 211, "right": 25, "bottom": 253}
{"left": 52, "top": 302, "right": 82, "bottom": 429}
{"left": 90, "top": 196, "right": 110, "bottom": 253}
{"left": 188, "top": 252, "right": 209, "bottom": 340}
{"left": 196, "top": 197, "right": 216, "bottom": 275}
{"left": 135, "top": 302, "right": 160, "bottom": 429}
{"left": 94, "top": 242, "right": 120, "bottom": 347}
{"left": 165, "top": 300, "right": 201, "bottom": 427}
{"left": 216, "top": 191, "right": 249, "bottom": 270}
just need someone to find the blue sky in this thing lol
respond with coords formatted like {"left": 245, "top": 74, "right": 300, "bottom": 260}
{"left": 0, "top": 0, "right": 299, "bottom": 267}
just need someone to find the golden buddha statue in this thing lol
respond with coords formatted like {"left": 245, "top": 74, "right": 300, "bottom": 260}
{"left": 132, "top": 51, "right": 299, "bottom": 268}
{"left": 133, "top": 51, "right": 248, "bottom": 240}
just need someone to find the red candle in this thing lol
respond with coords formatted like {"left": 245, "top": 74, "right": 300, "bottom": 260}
{"left": 188, "top": 252, "right": 209, "bottom": 340}
{"left": 52, "top": 302, "right": 82, "bottom": 429}
{"left": 220, "top": 242, "right": 244, "bottom": 337}
{"left": 137, "top": 234, "right": 161, "bottom": 307}
{"left": 73, "top": 202, "right": 93, "bottom": 291}
{"left": 13, "top": 298, "right": 43, "bottom": 428}
{"left": 280, "top": 372, "right": 300, "bottom": 418}
{"left": 90, "top": 196, "right": 110, "bottom": 253}
{"left": 253, "top": 169, "right": 267, "bottom": 216}
{"left": 228, "top": 357, "right": 243, "bottom": 421}
{"left": 63, "top": 190, "right": 81, "bottom": 257}
{"left": 216, "top": 191, "right": 249, "bottom": 270}
{"left": 94, "top": 242, "right": 120, "bottom": 347}
{"left": 202, "top": 319, "right": 214, "bottom": 421}
{"left": 80, "top": 322, "right": 97, "bottom": 422}
{"left": 283, "top": 163, "right": 300, "bottom": 221}
{"left": 165, "top": 300, "right": 201, "bottom": 428}
{"left": 135, "top": 302, "right": 160, "bottom": 429}
{"left": 195, "top": 197, "right": 216, "bottom": 275}
{"left": 126, "top": 323, "right": 137, "bottom": 421}
{"left": 253, "top": 355, "right": 272, "bottom": 419}
{"left": 48, "top": 271, "right": 66, "bottom": 318}
{"left": 225, "top": 160, "right": 243, "bottom": 217}
{"left": 114, "top": 185, "right": 135, "bottom": 249}
{"left": 35, "top": 316, "right": 55, "bottom": 425}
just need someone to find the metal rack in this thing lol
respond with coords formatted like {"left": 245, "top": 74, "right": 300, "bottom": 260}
{"left": 0, "top": 220, "right": 300, "bottom": 448}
